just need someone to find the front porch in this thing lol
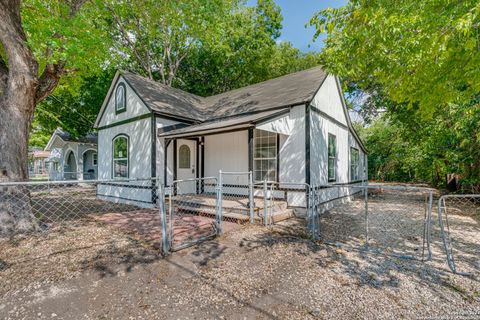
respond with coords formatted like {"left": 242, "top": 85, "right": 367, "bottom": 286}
{"left": 167, "top": 193, "right": 296, "bottom": 224}
{"left": 157, "top": 108, "right": 309, "bottom": 227}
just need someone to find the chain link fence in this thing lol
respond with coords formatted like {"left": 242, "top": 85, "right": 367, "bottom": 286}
{"left": 162, "top": 177, "right": 220, "bottom": 252}
{"left": 311, "top": 184, "right": 433, "bottom": 260}
{"left": 3, "top": 175, "right": 478, "bottom": 275}
{"left": 0, "top": 178, "right": 160, "bottom": 237}
{"left": 438, "top": 194, "right": 480, "bottom": 275}
{"left": 219, "top": 171, "right": 255, "bottom": 225}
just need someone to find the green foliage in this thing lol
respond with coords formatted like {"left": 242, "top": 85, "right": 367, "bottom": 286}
{"left": 356, "top": 101, "right": 480, "bottom": 191}
{"left": 177, "top": 41, "right": 321, "bottom": 96}
{"left": 310, "top": 0, "right": 480, "bottom": 116}
{"left": 21, "top": 0, "right": 109, "bottom": 80}
{"left": 29, "top": 0, "right": 321, "bottom": 147}
{"left": 29, "top": 70, "right": 115, "bottom": 147}
{"left": 312, "top": 0, "right": 480, "bottom": 191}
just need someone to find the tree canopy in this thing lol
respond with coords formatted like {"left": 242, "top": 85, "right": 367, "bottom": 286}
{"left": 310, "top": 0, "right": 480, "bottom": 117}
{"left": 311, "top": 0, "right": 480, "bottom": 191}
{"left": 28, "top": 0, "right": 321, "bottom": 146}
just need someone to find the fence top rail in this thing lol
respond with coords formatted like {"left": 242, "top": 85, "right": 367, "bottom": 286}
{"left": 172, "top": 176, "right": 217, "bottom": 184}
{"left": 314, "top": 184, "right": 435, "bottom": 192}
{"left": 0, "top": 177, "right": 158, "bottom": 187}
{"left": 439, "top": 194, "right": 480, "bottom": 199}
{"left": 220, "top": 171, "right": 252, "bottom": 175}
{"left": 267, "top": 181, "right": 310, "bottom": 188}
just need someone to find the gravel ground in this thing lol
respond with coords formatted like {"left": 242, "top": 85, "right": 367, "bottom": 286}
{"left": 0, "top": 215, "right": 479, "bottom": 319}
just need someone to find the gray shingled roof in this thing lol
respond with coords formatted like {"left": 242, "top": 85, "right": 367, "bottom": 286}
{"left": 54, "top": 128, "right": 98, "bottom": 144}
{"left": 121, "top": 66, "right": 326, "bottom": 122}
{"left": 121, "top": 72, "right": 207, "bottom": 121}
{"left": 205, "top": 67, "right": 327, "bottom": 118}
{"left": 159, "top": 109, "right": 289, "bottom": 138}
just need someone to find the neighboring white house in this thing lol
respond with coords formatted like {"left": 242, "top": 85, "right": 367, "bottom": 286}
{"left": 93, "top": 67, "right": 367, "bottom": 207}
{"left": 44, "top": 128, "right": 98, "bottom": 180}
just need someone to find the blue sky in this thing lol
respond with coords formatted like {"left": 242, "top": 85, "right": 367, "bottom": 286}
{"left": 247, "top": 0, "right": 347, "bottom": 52}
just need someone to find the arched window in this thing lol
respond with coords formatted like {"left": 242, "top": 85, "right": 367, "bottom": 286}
{"left": 178, "top": 145, "right": 191, "bottom": 169}
{"left": 115, "top": 83, "right": 126, "bottom": 113}
{"left": 113, "top": 135, "right": 128, "bottom": 178}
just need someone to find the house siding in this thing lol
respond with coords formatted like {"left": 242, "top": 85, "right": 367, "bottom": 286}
{"left": 309, "top": 75, "right": 367, "bottom": 209}
{"left": 155, "top": 117, "right": 185, "bottom": 187}
{"left": 97, "top": 77, "right": 150, "bottom": 128}
{"left": 204, "top": 130, "right": 249, "bottom": 185}
{"left": 96, "top": 76, "right": 154, "bottom": 207}
{"left": 256, "top": 105, "right": 306, "bottom": 207}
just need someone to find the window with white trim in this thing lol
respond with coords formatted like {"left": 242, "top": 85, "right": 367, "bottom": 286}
{"left": 253, "top": 129, "right": 277, "bottom": 182}
{"left": 328, "top": 134, "right": 336, "bottom": 182}
{"left": 350, "top": 147, "right": 360, "bottom": 181}
{"left": 92, "top": 153, "right": 98, "bottom": 166}
{"left": 115, "top": 84, "right": 126, "bottom": 113}
{"left": 113, "top": 135, "right": 128, "bottom": 178}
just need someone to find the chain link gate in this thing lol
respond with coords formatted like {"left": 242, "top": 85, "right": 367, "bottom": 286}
{"left": 311, "top": 184, "right": 433, "bottom": 260}
{"left": 160, "top": 177, "right": 221, "bottom": 253}
{"left": 218, "top": 171, "right": 255, "bottom": 225}
{"left": 438, "top": 194, "right": 480, "bottom": 276}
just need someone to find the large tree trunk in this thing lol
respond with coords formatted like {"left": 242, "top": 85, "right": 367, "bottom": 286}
{"left": 0, "top": 1, "right": 80, "bottom": 236}
{"left": 0, "top": 88, "right": 40, "bottom": 235}
{"left": 0, "top": 0, "right": 40, "bottom": 235}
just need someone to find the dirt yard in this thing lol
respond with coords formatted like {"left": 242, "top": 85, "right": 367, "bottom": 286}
{"left": 1, "top": 215, "right": 479, "bottom": 320}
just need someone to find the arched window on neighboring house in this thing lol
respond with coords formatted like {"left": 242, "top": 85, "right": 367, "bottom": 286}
{"left": 115, "top": 83, "right": 126, "bottom": 113}
{"left": 178, "top": 145, "right": 191, "bottom": 169}
{"left": 113, "top": 135, "right": 129, "bottom": 178}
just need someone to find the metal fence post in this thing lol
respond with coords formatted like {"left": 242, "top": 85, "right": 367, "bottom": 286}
{"left": 248, "top": 171, "right": 254, "bottom": 224}
{"left": 307, "top": 185, "right": 320, "bottom": 240}
{"left": 364, "top": 186, "right": 369, "bottom": 247}
{"left": 263, "top": 180, "right": 268, "bottom": 226}
{"left": 307, "top": 185, "right": 313, "bottom": 238}
{"left": 159, "top": 182, "right": 169, "bottom": 255}
{"left": 216, "top": 170, "right": 223, "bottom": 234}
{"left": 168, "top": 184, "right": 173, "bottom": 248}
{"left": 425, "top": 191, "right": 433, "bottom": 260}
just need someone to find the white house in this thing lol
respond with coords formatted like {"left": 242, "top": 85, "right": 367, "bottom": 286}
{"left": 93, "top": 67, "right": 367, "bottom": 207}
{"left": 44, "top": 128, "right": 98, "bottom": 180}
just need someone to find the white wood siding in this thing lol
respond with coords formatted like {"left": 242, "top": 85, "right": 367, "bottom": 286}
{"left": 310, "top": 111, "right": 350, "bottom": 185}
{"left": 276, "top": 105, "right": 306, "bottom": 184}
{"left": 156, "top": 117, "right": 185, "bottom": 185}
{"left": 97, "top": 77, "right": 150, "bottom": 127}
{"left": 310, "top": 75, "right": 348, "bottom": 126}
{"left": 257, "top": 105, "right": 306, "bottom": 206}
{"left": 204, "top": 131, "right": 249, "bottom": 185}
{"left": 97, "top": 117, "right": 153, "bottom": 206}
{"left": 310, "top": 74, "right": 367, "bottom": 186}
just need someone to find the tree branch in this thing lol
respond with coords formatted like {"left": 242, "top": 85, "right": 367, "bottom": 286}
{"left": 0, "top": 0, "right": 38, "bottom": 109}
{"left": 35, "top": 61, "right": 67, "bottom": 104}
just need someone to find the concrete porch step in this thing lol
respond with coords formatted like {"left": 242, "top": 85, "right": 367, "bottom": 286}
{"left": 172, "top": 203, "right": 295, "bottom": 225}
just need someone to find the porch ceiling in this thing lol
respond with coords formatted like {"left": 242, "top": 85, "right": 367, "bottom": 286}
{"left": 158, "top": 108, "right": 290, "bottom": 139}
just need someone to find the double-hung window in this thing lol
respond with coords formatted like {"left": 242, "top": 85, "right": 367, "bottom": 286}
{"left": 253, "top": 129, "right": 277, "bottom": 182}
{"left": 350, "top": 147, "right": 360, "bottom": 181}
{"left": 328, "top": 134, "right": 336, "bottom": 182}
{"left": 115, "top": 83, "right": 126, "bottom": 113}
{"left": 113, "top": 135, "right": 129, "bottom": 178}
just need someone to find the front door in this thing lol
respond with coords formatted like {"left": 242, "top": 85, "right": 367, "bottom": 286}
{"left": 176, "top": 139, "right": 197, "bottom": 194}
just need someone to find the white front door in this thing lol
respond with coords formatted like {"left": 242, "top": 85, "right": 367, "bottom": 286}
{"left": 176, "top": 139, "right": 197, "bottom": 194}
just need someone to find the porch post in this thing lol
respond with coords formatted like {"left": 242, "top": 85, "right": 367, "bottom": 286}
{"left": 248, "top": 128, "right": 253, "bottom": 172}
{"left": 249, "top": 171, "right": 254, "bottom": 224}
{"left": 164, "top": 139, "right": 171, "bottom": 187}
{"left": 173, "top": 139, "right": 177, "bottom": 182}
